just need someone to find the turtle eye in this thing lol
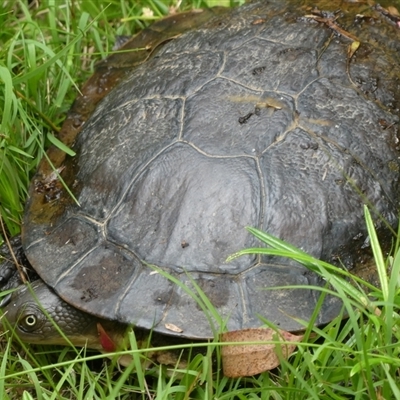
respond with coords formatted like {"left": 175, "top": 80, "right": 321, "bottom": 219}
{"left": 19, "top": 314, "right": 38, "bottom": 332}
{"left": 25, "top": 315, "right": 37, "bottom": 326}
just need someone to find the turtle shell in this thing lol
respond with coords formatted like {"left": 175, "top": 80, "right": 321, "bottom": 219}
{"left": 23, "top": 0, "right": 400, "bottom": 338}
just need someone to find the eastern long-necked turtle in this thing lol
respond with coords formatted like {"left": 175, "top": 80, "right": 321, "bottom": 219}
{"left": 1, "top": 0, "right": 400, "bottom": 375}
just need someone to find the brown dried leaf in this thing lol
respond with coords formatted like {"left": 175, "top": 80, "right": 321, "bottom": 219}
{"left": 221, "top": 328, "right": 303, "bottom": 377}
{"left": 388, "top": 6, "right": 400, "bottom": 17}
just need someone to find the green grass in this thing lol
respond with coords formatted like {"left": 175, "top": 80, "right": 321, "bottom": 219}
{"left": 2, "top": 212, "right": 400, "bottom": 399}
{"left": 1, "top": 0, "right": 400, "bottom": 399}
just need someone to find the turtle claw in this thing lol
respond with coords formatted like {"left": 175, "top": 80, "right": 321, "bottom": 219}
{"left": 0, "top": 265, "right": 14, "bottom": 287}
{"left": 0, "top": 255, "right": 21, "bottom": 293}
{"left": 0, "top": 235, "right": 34, "bottom": 293}
{"left": 0, "top": 293, "right": 12, "bottom": 308}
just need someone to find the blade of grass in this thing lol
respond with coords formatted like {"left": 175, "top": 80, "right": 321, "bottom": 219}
{"left": 364, "top": 205, "right": 389, "bottom": 301}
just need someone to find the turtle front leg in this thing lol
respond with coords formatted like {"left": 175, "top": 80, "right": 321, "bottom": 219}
{"left": 0, "top": 236, "right": 25, "bottom": 288}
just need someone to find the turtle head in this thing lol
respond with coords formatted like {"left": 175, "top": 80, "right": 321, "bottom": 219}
{"left": 0, "top": 280, "right": 126, "bottom": 350}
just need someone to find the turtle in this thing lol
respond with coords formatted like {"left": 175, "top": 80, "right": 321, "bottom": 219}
{"left": 1, "top": 0, "right": 400, "bottom": 373}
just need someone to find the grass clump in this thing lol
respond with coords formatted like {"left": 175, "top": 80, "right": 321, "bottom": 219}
{"left": 1, "top": 0, "right": 400, "bottom": 399}
{"left": 227, "top": 206, "right": 400, "bottom": 399}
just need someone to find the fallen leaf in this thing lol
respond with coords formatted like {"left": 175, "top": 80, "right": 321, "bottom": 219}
{"left": 97, "top": 323, "right": 117, "bottom": 352}
{"left": 221, "top": 327, "right": 303, "bottom": 377}
{"left": 388, "top": 6, "right": 400, "bottom": 17}
{"left": 348, "top": 41, "right": 360, "bottom": 60}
